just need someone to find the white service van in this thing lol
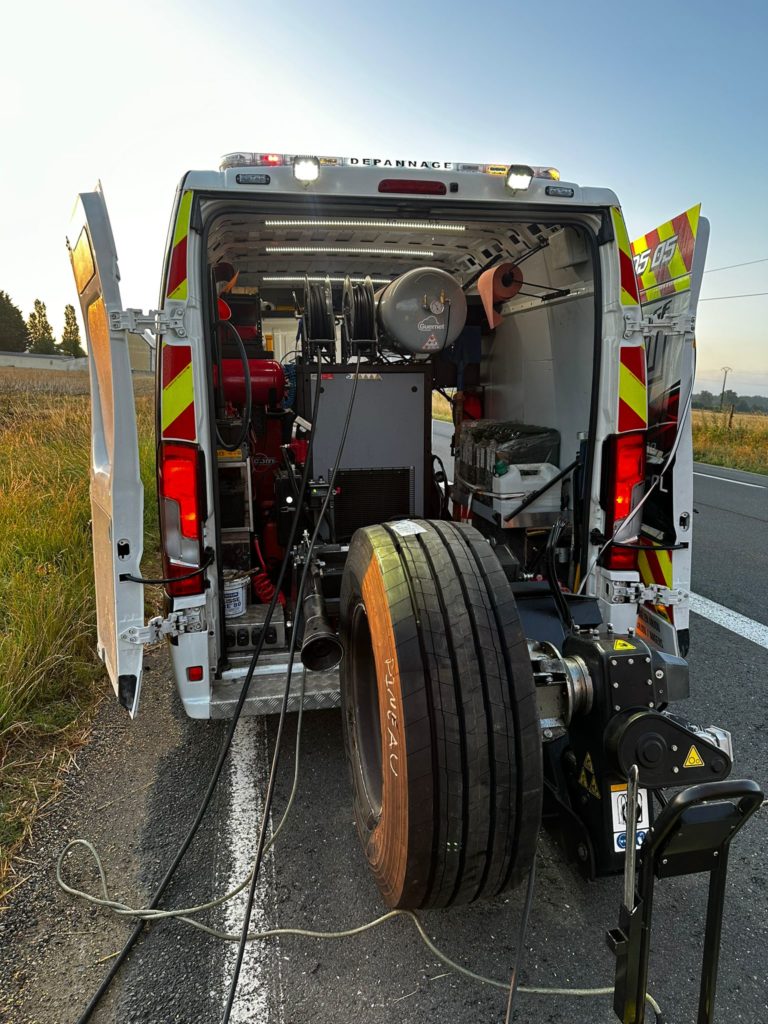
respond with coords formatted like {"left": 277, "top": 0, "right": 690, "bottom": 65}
{"left": 70, "top": 154, "right": 721, "bottom": 908}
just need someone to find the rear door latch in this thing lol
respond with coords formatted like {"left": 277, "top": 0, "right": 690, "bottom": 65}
{"left": 120, "top": 608, "right": 205, "bottom": 645}
{"left": 623, "top": 313, "right": 695, "bottom": 339}
{"left": 109, "top": 306, "right": 187, "bottom": 338}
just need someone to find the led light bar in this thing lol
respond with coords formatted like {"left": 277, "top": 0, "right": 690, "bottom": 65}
{"left": 263, "top": 218, "right": 464, "bottom": 232}
{"left": 220, "top": 153, "right": 560, "bottom": 180}
{"left": 264, "top": 246, "right": 434, "bottom": 257}
{"left": 261, "top": 275, "right": 392, "bottom": 284}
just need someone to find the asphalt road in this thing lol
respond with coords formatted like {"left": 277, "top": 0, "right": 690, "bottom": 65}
{"left": 2, "top": 435, "right": 767, "bottom": 1024}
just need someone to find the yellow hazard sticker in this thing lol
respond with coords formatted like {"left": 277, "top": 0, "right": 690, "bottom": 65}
{"left": 683, "top": 745, "right": 705, "bottom": 768}
{"left": 614, "top": 639, "right": 637, "bottom": 651}
{"left": 578, "top": 752, "right": 601, "bottom": 799}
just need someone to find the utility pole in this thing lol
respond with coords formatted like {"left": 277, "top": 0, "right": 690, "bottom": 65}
{"left": 719, "top": 366, "right": 733, "bottom": 410}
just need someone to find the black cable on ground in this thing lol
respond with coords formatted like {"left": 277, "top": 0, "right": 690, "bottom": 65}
{"left": 74, "top": 354, "right": 324, "bottom": 1024}
{"left": 222, "top": 355, "right": 362, "bottom": 1022}
{"left": 503, "top": 855, "right": 537, "bottom": 1024}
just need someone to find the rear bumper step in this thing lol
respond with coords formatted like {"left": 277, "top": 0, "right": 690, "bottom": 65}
{"left": 211, "top": 650, "right": 340, "bottom": 717}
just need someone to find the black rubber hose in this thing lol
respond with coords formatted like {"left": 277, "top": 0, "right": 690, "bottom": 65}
{"left": 503, "top": 854, "right": 537, "bottom": 1024}
{"left": 221, "top": 356, "right": 362, "bottom": 1022}
{"left": 215, "top": 319, "right": 252, "bottom": 452}
{"left": 74, "top": 354, "right": 324, "bottom": 1024}
{"left": 545, "top": 518, "right": 574, "bottom": 634}
{"left": 119, "top": 548, "right": 214, "bottom": 585}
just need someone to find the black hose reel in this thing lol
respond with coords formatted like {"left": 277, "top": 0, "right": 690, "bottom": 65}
{"left": 301, "top": 276, "right": 336, "bottom": 361}
{"left": 342, "top": 275, "right": 377, "bottom": 359}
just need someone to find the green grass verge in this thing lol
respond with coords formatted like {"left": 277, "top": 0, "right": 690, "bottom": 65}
{"left": 0, "top": 370, "right": 157, "bottom": 882}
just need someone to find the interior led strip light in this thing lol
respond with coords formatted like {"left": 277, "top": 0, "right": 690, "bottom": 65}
{"left": 264, "top": 218, "right": 464, "bottom": 231}
{"left": 265, "top": 246, "right": 434, "bottom": 257}
{"left": 261, "top": 275, "right": 392, "bottom": 284}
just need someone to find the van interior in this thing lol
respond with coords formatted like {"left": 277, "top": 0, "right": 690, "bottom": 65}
{"left": 199, "top": 198, "right": 599, "bottom": 668}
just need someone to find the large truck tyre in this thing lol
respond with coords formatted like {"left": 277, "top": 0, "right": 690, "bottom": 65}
{"left": 339, "top": 519, "right": 543, "bottom": 909}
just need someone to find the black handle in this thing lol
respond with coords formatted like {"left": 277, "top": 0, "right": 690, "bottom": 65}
{"left": 643, "top": 778, "right": 763, "bottom": 858}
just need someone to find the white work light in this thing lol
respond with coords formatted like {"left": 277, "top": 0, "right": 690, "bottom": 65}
{"left": 293, "top": 156, "right": 320, "bottom": 183}
{"left": 505, "top": 164, "right": 534, "bottom": 190}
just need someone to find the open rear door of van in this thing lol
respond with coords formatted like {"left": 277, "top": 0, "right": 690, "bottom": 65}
{"left": 630, "top": 205, "right": 709, "bottom": 654}
{"left": 68, "top": 187, "right": 145, "bottom": 715}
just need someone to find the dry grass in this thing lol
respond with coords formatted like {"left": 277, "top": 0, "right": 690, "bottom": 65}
{"left": 692, "top": 408, "right": 768, "bottom": 475}
{"left": 0, "top": 367, "right": 157, "bottom": 887}
{"left": 432, "top": 391, "right": 453, "bottom": 423}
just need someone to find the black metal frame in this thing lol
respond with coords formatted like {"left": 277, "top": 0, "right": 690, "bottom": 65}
{"left": 607, "top": 778, "right": 764, "bottom": 1024}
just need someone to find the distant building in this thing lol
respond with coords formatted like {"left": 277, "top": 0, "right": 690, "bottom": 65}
{"left": 0, "top": 350, "right": 87, "bottom": 371}
{"left": 0, "top": 333, "right": 156, "bottom": 374}
{"left": 127, "top": 331, "right": 156, "bottom": 373}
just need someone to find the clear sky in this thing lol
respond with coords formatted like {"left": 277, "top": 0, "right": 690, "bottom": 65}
{"left": 1, "top": 0, "right": 766, "bottom": 394}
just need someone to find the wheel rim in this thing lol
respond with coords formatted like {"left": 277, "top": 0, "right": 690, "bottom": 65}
{"left": 349, "top": 602, "right": 383, "bottom": 820}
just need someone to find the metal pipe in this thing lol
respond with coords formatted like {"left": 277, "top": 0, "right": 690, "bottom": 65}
{"left": 300, "top": 560, "right": 343, "bottom": 672}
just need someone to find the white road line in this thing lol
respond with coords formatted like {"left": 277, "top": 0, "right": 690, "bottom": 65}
{"left": 219, "top": 719, "right": 284, "bottom": 1024}
{"left": 690, "top": 592, "right": 768, "bottom": 651}
{"left": 694, "top": 471, "right": 766, "bottom": 489}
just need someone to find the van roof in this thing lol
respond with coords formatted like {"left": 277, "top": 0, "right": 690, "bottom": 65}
{"left": 180, "top": 154, "right": 620, "bottom": 209}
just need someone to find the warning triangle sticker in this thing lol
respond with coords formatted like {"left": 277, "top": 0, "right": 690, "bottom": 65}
{"left": 614, "top": 639, "right": 637, "bottom": 651}
{"left": 683, "top": 745, "right": 705, "bottom": 769}
{"left": 579, "top": 769, "right": 589, "bottom": 790}
{"left": 588, "top": 775, "right": 601, "bottom": 799}
{"left": 583, "top": 752, "right": 594, "bottom": 773}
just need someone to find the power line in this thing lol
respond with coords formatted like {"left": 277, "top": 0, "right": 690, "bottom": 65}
{"left": 704, "top": 256, "right": 768, "bottom": 274}
{"left": 699, "top": 291, "right": 768, "bottom": 302}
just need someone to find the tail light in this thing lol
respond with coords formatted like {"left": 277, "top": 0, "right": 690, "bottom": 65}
{"left": 600, "top": 431, "right": 646, "bottom": 570}
{"left": 159, "top": 441, "right": 206, "bottom": 596}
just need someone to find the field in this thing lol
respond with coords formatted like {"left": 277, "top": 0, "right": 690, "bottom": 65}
{"left": 0, "top": 369, "right": 157, "bottom": 887}
{"left": 692, "top": 408, "right": 768, "bottom": 475}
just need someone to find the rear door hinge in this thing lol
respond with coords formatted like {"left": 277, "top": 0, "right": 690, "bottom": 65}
{"left": 120, "top": 607, "right": 205, "bottom": 645}
{"left": 608, "top": 580, "right": 686, "bottom": 606}
{"left": 623, "top": 312, "right": 695, "bottom": 339}
{"left": 109, "top": 305, "right": 187, "bottom": 338}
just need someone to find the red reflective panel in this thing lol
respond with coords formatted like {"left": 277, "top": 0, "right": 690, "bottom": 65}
{"left": 186, "top": 665, "right": 204, "bottom": 682}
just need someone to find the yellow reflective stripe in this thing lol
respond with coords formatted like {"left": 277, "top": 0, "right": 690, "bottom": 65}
{"left": 161, "top": 362, "right": 194, "bottom": 432}
{"left": 667, "top": 245, "right": 687, "bottom": 279}
{"left": 674, "top": 274, "right": 691, "bottom": 293}
{"left": 638, "top": 548, "right": 673, "bottom": 590}
{"left": 633, "top": 233, "right": 647, "bottom": 255}
{"left": 620, "top": 361, "right": 647, "bottom": 424}
{"left": 172, "top": 190, "right": 193, "bottom": 248}
{"left": 638, "top": 549, "right": 652, "bottom": 586}
{"left": 168, "top": 279, "right": 188, "bottom": 301}
{"left": 612, "top": 208, "right": 631, "bottom": 255}
{"left": 687, "top": 204, "right": 700, "bottom": 237}
{"left": 657, "top": 220, "right": 675, "bottom": 241}
{"left": 640, "top": 266, "right": 658, "bottom": 292}
{"left": 656, "top": 549, "right": 673, "bottom": 588}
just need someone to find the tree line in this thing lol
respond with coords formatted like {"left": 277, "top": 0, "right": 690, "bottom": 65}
{"left": 693, "top": 390, "right": 768, "bottom": 414}
{"left": 0, "top": 291, "right": 85, "bottom": 358}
